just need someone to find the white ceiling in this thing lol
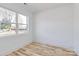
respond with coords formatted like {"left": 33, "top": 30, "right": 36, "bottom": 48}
{"left": 0, "top": 3, "right": 71, "bottom": 13}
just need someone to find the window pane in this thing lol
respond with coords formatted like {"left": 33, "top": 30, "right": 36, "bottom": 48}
{"left": 18, "top": 24, "right": 27, "bottom": 33}
{"left": 18, "top": 24, "right": 27, "bottom": 30}
{"left": 7, "top": 9, "right": 16, "bottom": 23}
{"left": 18, "top": 14, "right": 27, "bottom": 24}
{"left": 0, "top": 7, "right": 16, "bottom": 36}
{"left": 18, "top": 14, "right": 28, "bottom": 34}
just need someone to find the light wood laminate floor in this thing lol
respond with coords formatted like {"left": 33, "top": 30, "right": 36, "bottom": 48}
{"left": 7, "top": 42, "right": 77, "bottom": 56}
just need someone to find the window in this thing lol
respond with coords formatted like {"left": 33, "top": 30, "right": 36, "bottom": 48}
{"left": 18, "top": 14, "right": 28, "bottom": 33}
{"left": 0, "top": 7, "right": 29, "bottom": 37}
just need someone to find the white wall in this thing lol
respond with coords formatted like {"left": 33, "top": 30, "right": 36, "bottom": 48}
{"left": 34, "top": 4, "right": 74, "bottom": 50}
{"left": 0, "top": 32, "right": 33, "bottom": 55}
{"left": 73, "top": 4, "right": 79, "bottom": 55}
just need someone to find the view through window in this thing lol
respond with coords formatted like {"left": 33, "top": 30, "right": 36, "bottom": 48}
{"left": 18, "top": 14, "right": 28, "bottom": 34}
{"left": 0, "top": 7, "right": 29, "bottom": 37}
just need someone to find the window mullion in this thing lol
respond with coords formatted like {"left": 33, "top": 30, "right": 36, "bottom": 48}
{"left": 16, "top": 13, "right": 18, "bottom": 34}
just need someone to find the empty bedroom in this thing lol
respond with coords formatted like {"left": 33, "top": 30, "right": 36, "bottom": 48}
{"left": 0, "top": 3, "right": 79, "bottom": 56}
